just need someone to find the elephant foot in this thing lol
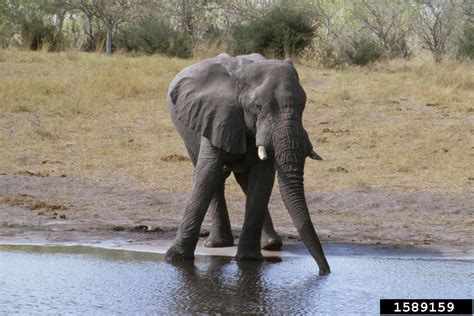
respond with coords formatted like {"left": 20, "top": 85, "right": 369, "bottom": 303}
{"left": 165, "top": 245, "right": 194, "bottom": 261}
{"left": 235, "top": 249, "right": 264, "bottom": 261}
{"left": 204, "top": 232, "right": 234, "bottom": 248}
{"left": 205, "top": 237, "right": 234, "bottom": 248}
{"left": 318, "top": 267, "right": 331, "bottom": 276}
{"left": 261, "top": 236, "right": 283, "bottom": 251}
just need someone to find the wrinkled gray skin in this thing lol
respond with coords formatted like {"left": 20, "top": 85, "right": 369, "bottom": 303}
{"left": 175, "top": 52, "right": 283, "bottom": 252}
{"left": 166, "top": 53, "right": 330, "bottom": 275}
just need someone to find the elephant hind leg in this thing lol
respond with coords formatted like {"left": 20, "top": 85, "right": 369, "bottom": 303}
{"left": 261, "top": 214, "right": 283, "bottom": 250}
{"left": 235, "top": 162, "right": 274, "bottom": 260}
{"left": 205, "top": 184, "right": 234, "bottom": 248}
{"left": 176, "top": 124, "right": 234, "bottom": 248}
{"left": 166, "top": 137, "right": 224, "bottom": 261}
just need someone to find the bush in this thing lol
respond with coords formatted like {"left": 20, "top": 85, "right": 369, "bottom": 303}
{"left": 0, "top": 0, "right": 64, "bottom": 51}
{"left": 116, "top": 17, "right": 192, "bottom": 58}
{"left": 230, "top": 6, "right": 315, "bottom": 58}
{"left": 19, "top": 16, "right": 59, "bottom": 51}
{"left": 386, "top": 35, "right": 411, "bottom": 59}
{"left": 345, "top": 36, "right": 384, "bottom": 65}
{"left": 0, "top": 18, "right": 15, "bottom": 48}
{"left": 457, "top": 23, "right": 474, "bottom": 60}
{"left": 319, "top": 44, "right": 348, "bottom": 68}
{"left": 319, "top": 35, "right": 383, "bottom": 67}
{"left": 81, "top": 29, "right": 106, "bottom": 53}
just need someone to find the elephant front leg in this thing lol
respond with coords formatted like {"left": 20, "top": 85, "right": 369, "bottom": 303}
{"left": 235, "top": 161, "right": 275, "bottom": 260}
{"left": 166, "top": 137, "right": 224, "bottom": 261}
{"left": 235, "top": 172, "right": 282, "bottom": 250}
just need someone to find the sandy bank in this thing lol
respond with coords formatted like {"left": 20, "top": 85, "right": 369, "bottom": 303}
{"left": 1, "top": 174, "right": 472, "bottom": 258}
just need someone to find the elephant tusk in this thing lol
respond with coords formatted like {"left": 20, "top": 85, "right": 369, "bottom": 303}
{"left": 258, "top": 146, "right": 267, "bottom": 160}
{"left": 309, "top": 149, "right": 323, "bottom": 160}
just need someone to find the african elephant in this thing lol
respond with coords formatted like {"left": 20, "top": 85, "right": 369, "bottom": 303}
{"left": 165, "top": 53, "right": 330, "bottom": 275}
{"left": 178, "top": 52, "right": 283, "bottom": 252}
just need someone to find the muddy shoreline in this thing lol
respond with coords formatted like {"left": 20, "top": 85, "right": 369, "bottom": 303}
{"left": 1, "top": 174, "right": 472, "bottom": 258}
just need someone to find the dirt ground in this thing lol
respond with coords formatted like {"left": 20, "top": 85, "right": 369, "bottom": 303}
{"left": 1, "top": 173, "right": 472, "bottom": 257}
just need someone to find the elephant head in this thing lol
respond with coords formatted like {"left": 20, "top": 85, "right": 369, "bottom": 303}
{"left": 169, "top": 53, "right": 330, "bottom": 274}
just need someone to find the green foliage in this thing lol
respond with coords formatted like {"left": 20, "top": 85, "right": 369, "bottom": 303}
{"left": 0, "top": 3, "right": 14, "bottom": 48}
{"left": 0, "top": 0, "right": 64, "bottom": 51}
{"left": 202, "top": 24, "right": 222, "bottom": 43}
{"left": 319, "top": 44, "right": 348, "bottom": 68}
{"left": 0, "top": 0, "right": 466, "bottom": 63}
{"left": 230, "top": 6, "right": 315, "bottom": 58}
{"left": 115, "top": 17, "right": 192, "bottom": 58}
{"left": 82, "top": 29, "right": 106, "bottom": 52}
{"left": 319, "top": 35, "right": 383, "bottom": 68}
{"left": 19, "top": 15, "right": 56, "bottom": 50}
{"left": 457, "top": 23, "right": 474, "bottom": 60}
{"left": 386, "top": 35, "right": 410, "bottom": 58}
{"left": 345, "top": 36, "right": 383, "bottom": 65}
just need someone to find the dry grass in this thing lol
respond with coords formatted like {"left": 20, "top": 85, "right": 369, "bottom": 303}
{"left": 1, "top": 50, "right": 472, "bottom": 195}
{"left": 298, "top": 57, "right": 473, "bottom": 192}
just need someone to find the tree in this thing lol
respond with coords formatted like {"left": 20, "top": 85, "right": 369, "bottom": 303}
{"left": 457, "top": 22, "right": 474, "bottom": 60}
{"left": 155, "top": 0, "right": 209, "bottom": 39}
{"left": 353, "top": 0, "right": 412, "bottom": 58}
{"left": 58, "top": 0, "right": 140, "bottom": 55}
{"left": 314, "top": 0, "right": 345, "bottom": 44}
{"left": 1, "top": 0, "right": 67, "bottom": 50}
{"left": 115, "top": 15, "right": 193, "bottom": 58}
{"left": 230, "top": 5, "right": 316, "bottom": 58}
{"left": 411, "top": 0, "right": 461, "bottom": 62}
{"left": 0, "top": 0, "right": 14, "bottom": 48}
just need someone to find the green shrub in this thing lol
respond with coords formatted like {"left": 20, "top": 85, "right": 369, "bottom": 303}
{"left": 230, "top": 6, "right": 315, "bottom": 58}
{"left": 0, "top": 17, "right": 15, "bottom": 48}
{"left": 319, "top": 35, "right": 383, "bottom": 67}
{"left": 19, "top": 16, "right": 56, "bottom": 51}
{"left": 319, "top": 44, "right": 348, "bottom": 68}
{"left": 344, "top": 36, "right": 383, "bottom": 66}
{"left": 81, "top": 28, "right": 106, "bottom": 52}
{"left": 203, "top": 24, "right": 223, "bottom": 43}
{"left": 387, "top": 35, "right": 411, "bottom": 58}
{"left": 116, "top": 17, "right": 192, "bottom": 58}
{"left": 457, "top": 23, "right": 474, "bottom": 60}
{"left": 0, "top": 0, "right": 64, "bottom": 51}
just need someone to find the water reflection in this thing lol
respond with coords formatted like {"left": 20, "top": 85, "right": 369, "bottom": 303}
{"left": 167, "top": 258, "right": 271, "bottom": 313}
{"left": 162, "top": 257, "right": 327, "bottom": 314}
{"left": 0, "top": 244, "right": 164, "bottom": 261}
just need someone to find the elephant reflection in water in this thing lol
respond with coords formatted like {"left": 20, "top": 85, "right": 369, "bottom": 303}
{"left": 166, "top": 52, "right": 330, "bottom": 275}
{"left": 164, "top": 258, "right": 325, "bottom": 314}
{"left": 166, "top": 257, "right": 269, "bottom": 313}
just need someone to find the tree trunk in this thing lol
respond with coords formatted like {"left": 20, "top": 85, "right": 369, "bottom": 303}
{"left": 106, "top": 24, "right": 113, "bottom": 55}
{"left": 53, "top": 10, "right": 65, "bottom": 51}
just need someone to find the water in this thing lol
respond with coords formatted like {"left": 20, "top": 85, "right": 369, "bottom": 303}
{"left": 0, "top": 245, "right": 472, "bottom": 314}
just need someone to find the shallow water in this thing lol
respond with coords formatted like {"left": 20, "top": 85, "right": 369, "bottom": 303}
{"left": 0, "top": 245, "right": 472, "bottom": 314}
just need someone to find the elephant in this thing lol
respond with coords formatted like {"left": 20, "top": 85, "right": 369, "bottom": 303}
{"left": 179, "top": 52, "right": 283, "bottom": 252}
{"left": 165, "top": 53, "right": 330, "bottom": 275}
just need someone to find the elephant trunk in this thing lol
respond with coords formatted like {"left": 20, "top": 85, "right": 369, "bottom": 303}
{"left": 273, "top": 125, "right": 330, "bottom": 275}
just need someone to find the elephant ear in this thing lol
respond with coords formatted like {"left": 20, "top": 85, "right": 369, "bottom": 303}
{"left": 170, "top": 61, "right": 246, "bottom": 154}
